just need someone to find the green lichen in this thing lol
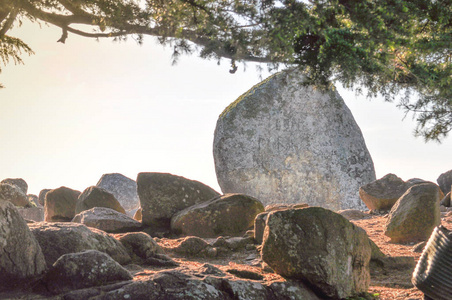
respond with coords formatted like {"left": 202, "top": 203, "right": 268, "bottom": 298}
{"left": 218, "top": 72, "right": 280, "bottom": 119}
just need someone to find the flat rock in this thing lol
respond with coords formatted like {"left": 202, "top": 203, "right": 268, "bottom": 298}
{"left": 29, "top": 222, "right": 131, "bottom": 267}
{"left": 96, "top": 173, "right": 140, "bottom": 212}
{"left": 213, "top": 68, "right": 375, "bottom": 210}
{"left": 72, "top": 207, "right": 142, "bottom": 233}
{"left": 171, "top": 194, "right": 264, "bottom": 238}
{"left": 137, "top": 172, "right": 220, "bottom": 230}
{"left": 0, "top": 201, "right": 46, "bottom": 291}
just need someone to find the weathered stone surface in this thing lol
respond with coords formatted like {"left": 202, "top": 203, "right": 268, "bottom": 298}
{"left": 133, "top": 208, "right": 142, "bottom": 221}
{"left": 261, "top": 207, "right": 371, "bottom": 299}
{"left": 38, "top": 189, "right": 51, "bottom": 206}
{"left": 437, "top": 170, "right": 452, "bottom": 195}
{"left": 359, "top": 174, "right": 410, "bottom": 211}
{"left": 16, "top": 206, "right": 44, "bottom": 222}
{"left": 0, "top": 201, "right": 46, "bottom": 291}
{"left": 96, "top": 173, "right": 140, "bottom": 212}
{"left": 265, "top": 203, "right": 309, "bottom": 212}
{"left": 116, "top": 232, "right": 164, "bottom": 264}
{"left": 137, "top": 172, "right": 220, "bottom": 229}
{"left": 29, "top": 222, "right": 131, "bottom": 267}
{"left": 72, "top": 207, "right": 142, "bottom": 233}
{"left": 337, "top": 209, "right": 369, "bottom": 220}
{"left": 1, "top": 178, "right": 28, "bottom": 194}
{"left": 165, "top": 236, "right": 211, "bottom": 257}
{"left": 45, "top": 250, "right": 132, "bottom": 294}
{"left": 171, "top": 194, "right": 264, "bottom": 238}
{"left": 269, "top": 281, "right": 321, "bottom": 300}
{"left": 384, "top": 183, "right": 441, "bottom": 243}
{"left": 0, "top": 183, "right": 30, "bottom": 207}
{"left": 441, "top": 192, "right": 451, "bottom": 207}
{"left": 76, "top": 186, "right": 125, "bottom": 215}
{"left": 213, "top": 69, "right": 375, "bottom": 210}
{"left": 44, "top": 186, "right": 80, "bottom": 222}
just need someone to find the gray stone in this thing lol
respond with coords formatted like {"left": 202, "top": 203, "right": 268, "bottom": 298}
{"left": 27, "top": 194, "right": 40, "bottom": 207}
{"left": 137, "top": 172, "right": 220, "bottom": 230}
{"left": 116, "top": 232, "right": 164, "bottom": 264}
{"left": 359, "top": 174, "right": 410, "bottom": 211}
{"left": 269, "top": 281, "right": 321, "bottom": 300}
{"left": 213, "top": 68, "right": 375, "bottom": 210}
{"left": 384, "top": 183, "right": 441, "bottom": 243}
{"left": 441, "top": 192, "right": 451, "bottom": 207}
{"left": 437, "top": 170, "right": 452, "bottom": 195}
{"left": 44, "top": 186, "right": 80, "bottom": 222}
{"left": 29, "top": 222, "right": 131, "bottom": 267}
{"left": 261, "top": 207, "right": 371, "bottom": 299}
{"left": 171, "top": 194, "right": 264, "bottom": 238}
{"left": 38, "top": 189, "right": 51, "bottom": 206}
{"left": 16, "top": 206, "right": 44, "bottom": 222}
{"left": 0, "top": 183, "right": 30, "bottom": 207}
{"left": 96, "top": 173, "right": 140, "bottom": 212}
{"left": 0, "top": 201, "right": 46, "bottom": 291}
{"left": 72, "top": 207, "right": 142, "bottom": 233}
{"left": 1, "top": 178, "right": 28, "bottom": 194}
{"left": 45, "top": 250, "right": 132, "bottom": 294}
{"left": 76, "top": 186, "right": 125, "bottom": 215}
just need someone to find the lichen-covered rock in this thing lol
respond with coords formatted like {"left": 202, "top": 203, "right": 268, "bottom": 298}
{"left": 116, "top": 232, "right": 164, "bottom": 263}
{"left": 171, "top": 194, "right": 264, "bottom": 238}
{"left": 44, "top": 186, "right": 80, "bottom": 222}
{"left": 72, "top": 207, "right": 142, "bottom": 233}
{"left": 1, "top": 178, "right": 28, "bottom": 194}
{"left": 384, "top": 183, "right": 441, "bottom": 243}
{"left": 0, "top": 201, "right": 46, "bottom": 291}
{"left": 213, "top": 69, "right": 375, "bottom": 210}
{"left": 261, "top": 207, "right": 371, "bottom": 299}
{"left": 38, "top": 189, "right": 51, "bottom": 206}
{"left": 45, "top": 250, "right": 133, "bottom": 294}
{"left": 76, "top": 186, "right": 125, "bottom": 215}
{"left": 359, "top": 174, "right": 411, "bottom": 211}
{"left": 437, "top": 170, "right": 452, "bottom": 195}
{"left": 29, "top": 222, "right": 131, "bottom": 267}
{"left": 27, "top": 194, "right": 40, "bottom": 207}
{"left": 96, "top": 173, "right": 140, "bottom": 212}
{"left": 137, "top": 172, "right": 220, "bottom": 230}
{"left": 0, "top": 183, "right": 30, "bottom": 207}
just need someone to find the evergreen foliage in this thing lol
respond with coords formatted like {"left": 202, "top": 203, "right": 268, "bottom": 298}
{"left": 1, "top": 0, "right": 451, "bottom": 141}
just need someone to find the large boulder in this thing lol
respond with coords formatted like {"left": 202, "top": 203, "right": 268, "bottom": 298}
{"left": 0, "top": 183, "right": 30, "bottom": 207}
{"left": 359, "top": 174, "right": 410, "bottom": 211}
{"left": 137, "top": 172, "right": 220, "bottom": 230}
{"left": 213, "top": 69, "right": 375, "bottom": 210}
{"left": 1, "top": 178, "right": 28, "bottom": 194}
{"left": 75, "top": 186, "right": 125, "bottom": 215}
{"left": 0, "top": 201, "right": 46, "bottom": 291}
{"left": 171, "top": 194, "right": 264, "bottom": 238}
{"left": 384, "top": 183, "right": 441, "bottom": 243}
{"left": 44, "top": 186, "right": 80, "bottom": 222}
{"left": 96, "top": 173, "right": 140, "bottom": 212}
{"left": 261, "top": 207, "right": 371, "bottom": 299}
{"left": 437, "top": 170, "right": 452, "bottom": 195}
{"left": 45, "top": 250, "right": 133, "bottom": 294}
{"left": 72, "top": 207, "right": 142, "bottom": 233}
{"left": 29, "top": 222, "right": 131, "bottom": 267}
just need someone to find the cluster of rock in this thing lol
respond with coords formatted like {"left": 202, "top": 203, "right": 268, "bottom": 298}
{"left": 360, "top": 173, "right": 447, "bottom": 243}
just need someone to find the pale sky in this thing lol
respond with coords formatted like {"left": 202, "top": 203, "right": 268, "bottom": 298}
{"left": 1, "top": 21, "right": 451, "bottom": 196}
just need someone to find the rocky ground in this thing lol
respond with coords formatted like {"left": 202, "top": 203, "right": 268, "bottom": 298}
{"left": 3, "top": 210, "right": 451, "bottom": 300}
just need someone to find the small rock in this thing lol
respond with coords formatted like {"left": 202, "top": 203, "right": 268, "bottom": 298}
{"left": 75, "top": 186, "right": 125, "bottom": 215}
{"left": 337, "top": 209, "right": 369, "bottom": 220}
{"left": 72, "top": 207, "right": 142, "bottom": 233}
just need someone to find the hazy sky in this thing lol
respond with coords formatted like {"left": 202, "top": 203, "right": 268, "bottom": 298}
{"left": 1, "top": 21, "right": 451, "bottom": 196}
